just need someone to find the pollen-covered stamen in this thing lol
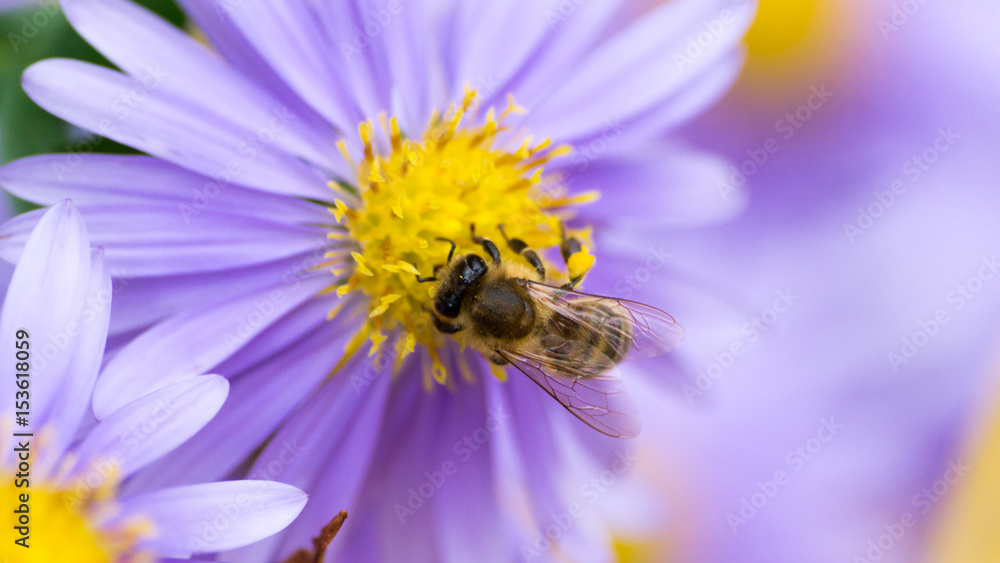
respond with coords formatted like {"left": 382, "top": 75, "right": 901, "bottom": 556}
{"left": 326, "top": 90, "right": 597, "bottom": 387}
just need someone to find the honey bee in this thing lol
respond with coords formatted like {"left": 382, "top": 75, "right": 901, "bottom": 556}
{"left": 417, "top": 225, "right": 684, "bottom": 438}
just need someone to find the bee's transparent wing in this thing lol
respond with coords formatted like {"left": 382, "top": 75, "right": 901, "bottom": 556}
{"left": 522, "top": 280, "right": 685, "bottom": 361}
{"left": 497, "top": 341, "right": 642, "bottom": 439}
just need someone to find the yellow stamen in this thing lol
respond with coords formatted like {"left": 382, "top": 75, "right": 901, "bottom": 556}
{"left": 359, "top": 122, "right": 374, "bottom": 161}
{"left": 325, "top": 92, "right": 597, "bottom": 387}
{"left": 389, "top": 117, "right": 402, "bottom": 153}
{"left": 369, "top": 294, "right": 402, "bottom": 318}
{"left": 501, "top": 94, "right": 527, "bottom": 119}
{"left": 401, "top": 333, "right": 417, "bottom": 358}
{"left": 369, "top": 330, "right": 388, "bottom": 356}
{"left": 1, "top": 455, "right": 155, "bottom": 562}
{"left": 428, "top": 346, "right": 448, "bottom": 385}
{"left": 351, "top": 252, "right": 374, "bottom": 276}
{"left": 326, "top": 302, "right": 347, "bottom": 321}
{"left": 336, "top": 139, "right": 353, "bottom": 164}
{"left": 540, "top": 190, "right": 602, "bottom": 209}
{"left": 331, "top": 199, "right": 351, "bottom": 223}
{"left": 369, "top": 158, "right": 387, "bottom": 184}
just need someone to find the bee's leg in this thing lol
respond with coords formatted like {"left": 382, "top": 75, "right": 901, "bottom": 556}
{"left": 416, "top": 263, "right": 445, "bottom": 283}
{"left": 469, "top": 224, "right": 501, "bottom": 264}
{"left": 488, "top": 352, "right": 510, "bottom": 366}
{"left": 435, "top": 237, "right": 457, "bottom": 263}
{"left": 559, "top": 223, "right": 593, "bottom": 290}
{"left": 498, "top": 224, "right": 545, "bottom": 280}
{"left": 416, "top": 240, "right": 457, "bottom": 282}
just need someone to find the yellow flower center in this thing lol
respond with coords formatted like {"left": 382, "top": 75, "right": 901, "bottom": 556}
{"left": 0, "top": 464, "right": 154, "bottom": 563}
{"left": 325, "top": 90, "right": 597, "bottom": 386}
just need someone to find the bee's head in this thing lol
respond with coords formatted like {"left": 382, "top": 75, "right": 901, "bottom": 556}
{"left": 434, "top": 253, "right": 488, "bottom": 318}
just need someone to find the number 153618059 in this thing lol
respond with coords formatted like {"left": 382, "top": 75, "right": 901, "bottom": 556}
{"left": 14, "top": 329, "right": 30, "bottom": 427}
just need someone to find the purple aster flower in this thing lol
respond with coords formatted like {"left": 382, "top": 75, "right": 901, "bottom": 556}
{"left": 0, "top": 201, "right": 307, "bottom": 561}
{"left": 0, "top": 0, "right": 757, "bottom": 559}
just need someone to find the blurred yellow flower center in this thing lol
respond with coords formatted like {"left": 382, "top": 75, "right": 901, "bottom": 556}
{"left": 744, "top": 0, "right": 820, "bottom": 58}
{"left": 326, "top": 90, "right": 596, "bottom": 386}
{"left": 739, "top": 0, "right": 856, "bottom": 99}
{"left": 0, "top": 468, "right": 153, "bottom": 562}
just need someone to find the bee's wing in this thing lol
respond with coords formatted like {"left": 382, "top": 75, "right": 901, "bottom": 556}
{"left": 497, "top": 343, "right": 642, "bottom": 439}
{"left": 521, "top": 280, "right": 685, "bottom": 361}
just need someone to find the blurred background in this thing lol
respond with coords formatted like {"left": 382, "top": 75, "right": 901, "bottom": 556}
{"left": 2, "top": 0, "right": 999, "bottom": 562}
{"left": 654, "top": 1, "right": 1000, "bottom": 561}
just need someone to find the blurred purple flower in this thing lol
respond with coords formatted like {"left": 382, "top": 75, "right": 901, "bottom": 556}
{"left": 0, "top": 0, "right": 757, "bottom": 560}
{"left": 619, "top": 1, "right": 1000, "bottom": 561}
{"left": 0, "top": 201, "right": 306, "bottom": 561}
